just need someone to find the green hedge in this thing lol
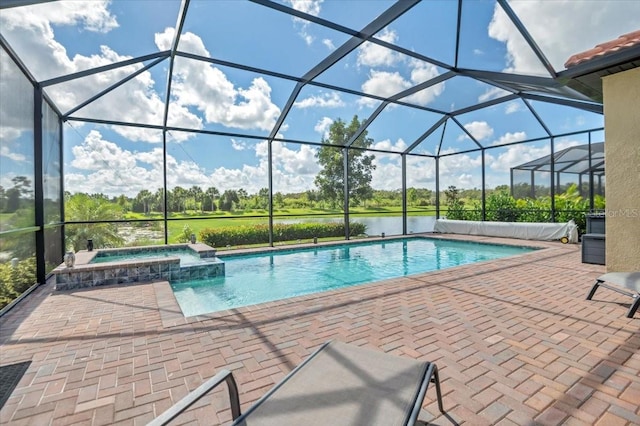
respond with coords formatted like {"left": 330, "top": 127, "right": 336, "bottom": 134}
{"left": 200, "top": 221, "right": 366, "bottom": 247}
{"left": 445, "top": 186, "right": 605, "bottom": 233}
{"left": 0, "top": 258, "right": 37, "bottom": 310}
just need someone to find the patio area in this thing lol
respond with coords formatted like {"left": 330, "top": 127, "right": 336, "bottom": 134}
{"left": 1, "top": 235, "right": 638, "bottom": 425}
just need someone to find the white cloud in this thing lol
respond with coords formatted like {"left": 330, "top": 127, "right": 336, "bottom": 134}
{"left": 71, "top": 130, "right": 137, "bottom": 171}
{"left": 267, "top": 141, "right": 320, "bottom": 175}
{"left": 484, "top": 139, "right": 582, "bottom": 183}
{"left": 554, "top": 139, "right": 582, "bottom": 151}
{"left": 285, "top": 0, "right": 323, "bottom": 16}
{"left": 488, "top": 4, "right": 546, "bottom": 75}
{"left": 66, "top": 130, "right": 166, "bottom": 196}
{"left": 404, "top": 60, "right": 445, "bottom": 106}
{"left": 64, "top": 130, "right": 322, "bottom": 196}
{"left": 408, "top": 59, "right": 435, "bottom": 84}
{"left": 371, "top": 160, "right": 401, "bottom": 190}
{"left": 406, "top": 156, "right": 436, "bottom": 187}
{"left": 0, "top": 145, "right": 27, "bottom": 162}
{"left": 473, "top": 49, "right": 484, "bottom": 56}
{"left": 0, "top": 1, "right": 117, "bottom": 81}
{"left": 458, "top": 173, "right": 475, "bottom": 187}
{"left": 0, "top": 8, "right": 200, "bottom": 142}
{"left": 159, "top": 28, "right": 281, "bottom": 132}
{"left": 0, "top": 51, "right": 33, "bottom": 145}
{"left": 0, "top": 0, "right": 117, "bottom": 34}
{"left": 203, "top": 165, "right": 264, "bottom": 193}
{"left": 0, "top": 126, "right": 22, "bottom": 144}
{"left": 357, "top": 28, "right": 401, "bottom": 68}
{"left": 491, "top": 131, "right": 526, "bottom": 146}
{"left": 488, "top": 0, "right": 640, "bottom": 73}
{"left": 369, "top": 150, "right": 469, "bottom": 191}
{"left": 366, "top": 153, "right": 438, "bottom": 191}
{"left": 283, "top": 0, "right": 324, "bottom": 45}
{"left": 303, "top": 33, "right": 315, "bottom": 45}
{"left": 478, "top": 87, "right": 510, "bottom": 102}
{"left": 487, "top": 143, "right": 546, "bottom": 172}
{"left": 369, "top": 141, "right": 408, "bottom": 190}
{"left": 372, "top": 138, "right": 407, "bottom": 153}
{"left": 294, "top": 92, "right": 345, "bottom": 109}
{"left": 209, "top": 140, "right": 319, "bottom": 193}
{"left": 1, "top": 9, "right": 281, "bottom": 142}
{"left": 314, "top": 117, "right": 333, "bottom": 138}
{"left": 505, "top": 101, "right": 522, "bottom": 114}
{"left": 210, "top": 159, "right": 317, "bottom": 194}
{"left": 440, "top": 152, "right": 483, "bottom": 172}
{"left": 439, "top": 153, "right": 484, "bottom": 188}
{"left": 359, "top": 61, "right": 444, "bottom": 108}
{"left": 459, "top": 121, "right": 494, "bottom": 141}
{"left": 231, "top": 139, "right": 247, "bottom": 151}
{"left": 322, "top": 39, "right": 335, "bottom": 50}
{"left": 359, "top": 70, "right": 407, "bottom": 107}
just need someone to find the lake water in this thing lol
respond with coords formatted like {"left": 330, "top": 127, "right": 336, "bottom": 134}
{"left": 274, "top": 216, "right": 437, "bottom": 236}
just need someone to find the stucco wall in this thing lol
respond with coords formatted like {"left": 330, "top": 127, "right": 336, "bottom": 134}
{"left": 602, "top": 67, "right": 640, "bottom": 271}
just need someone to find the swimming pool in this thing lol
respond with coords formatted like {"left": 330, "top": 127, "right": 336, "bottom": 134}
{"left": 171, "top": 237, "right": 537, "bottom": 317}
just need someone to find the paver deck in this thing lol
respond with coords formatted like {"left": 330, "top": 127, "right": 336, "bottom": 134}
{"left": 1, "top": 234, "right": 639, "bottom": 425}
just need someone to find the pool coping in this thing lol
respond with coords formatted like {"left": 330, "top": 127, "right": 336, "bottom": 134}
{"left": 212, "top": 233, "right": 543, "bottom": 259}
{"left": 154, "top": 233, "right": 552, "bottom": 328}
{"left": 60, "top": 242, "right": 216, "bottom": 266}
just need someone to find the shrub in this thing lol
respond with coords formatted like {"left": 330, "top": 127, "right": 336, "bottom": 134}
{"left": 485, "top": 190, "right": 519, "bottom": 222}
{"left": 200, "top": 222, "right": 366, "bottom": 247}
{"left": 445, "top": 184, "right": 599, "bottom": 234}
{"left": 444, "top": 186, "right": 465, "bottom": 220}
{"left": 0, "top": 258, "right": 37, "bottom": 310}
{"left": 176, "top": 224, "right": 195, "bottom": 243}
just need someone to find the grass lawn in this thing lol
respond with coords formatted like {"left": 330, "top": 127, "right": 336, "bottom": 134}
{"left": 124, "top": 207, "right": 439, "bottom": 243}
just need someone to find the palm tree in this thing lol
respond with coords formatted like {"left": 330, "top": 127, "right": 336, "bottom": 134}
{"left": 188, "top": 185, "right": 204, "bottom": 213}
{"left": 153, "top": 188, "right": 165, "bottom": 213}
{"left": 170, "top": 186, "right": 188, "bottom": 214}
{"left": 219, "top": 190, "right": 239, "bottom": 212}
{"left": 237, "top": 188, "right": 248, "bottom": 210}
{"left": 64, "top": 193, "right": 125, "bottom": 250}
{"left": 205, "top": 187, "right": 219, "bottom": 212}
{"left": 136, "top": 189, "right": 153, "bottom": 214}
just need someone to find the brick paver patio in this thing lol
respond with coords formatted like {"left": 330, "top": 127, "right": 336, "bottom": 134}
{"left": 1, "top": 235, "right": 639, "bottom": 425}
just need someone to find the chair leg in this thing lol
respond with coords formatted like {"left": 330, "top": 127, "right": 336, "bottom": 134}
{"left": 627, "top": 295, "right": 639, "bottom": 318}
{"left": 586, "top": 280, "right": 601, "bottom": 300}
{"left": 430, "top": 364, "right": 445, "bottom": 414}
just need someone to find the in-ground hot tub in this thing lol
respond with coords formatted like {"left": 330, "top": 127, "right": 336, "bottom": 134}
{"left": 52, "top": 243, "right": 224, "bottom": 291}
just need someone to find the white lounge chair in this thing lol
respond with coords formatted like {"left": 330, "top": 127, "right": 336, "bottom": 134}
{"left": 587, "top": 272, "right": 640, "bottom": 318}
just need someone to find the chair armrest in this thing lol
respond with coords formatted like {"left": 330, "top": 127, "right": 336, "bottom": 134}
{"left": 148, "top": 369, "right": 241, "bottom": 426}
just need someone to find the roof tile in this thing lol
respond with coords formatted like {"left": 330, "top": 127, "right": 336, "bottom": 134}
{"left": 564, "top": 29, "right": 640, "bottom": 68}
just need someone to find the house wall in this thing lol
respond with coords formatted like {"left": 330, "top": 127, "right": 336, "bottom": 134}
{"left": 602, "top": 67, "right": 640, "bottom": 271}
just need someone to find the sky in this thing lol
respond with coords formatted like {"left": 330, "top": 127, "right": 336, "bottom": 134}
{"left": 0, "top": 0, "right": 637, "bottom": 198}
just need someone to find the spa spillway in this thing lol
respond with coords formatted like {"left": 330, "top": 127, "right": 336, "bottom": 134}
{"left": 52, "top": 243, "right": 224, "bottom": 291}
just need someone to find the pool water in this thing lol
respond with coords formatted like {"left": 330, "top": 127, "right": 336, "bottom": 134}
{"left": 171, "top": 237, "right": 536, "bottom": 317}
{"left": 90, "top": 248, "right": 204, "bottom": 265}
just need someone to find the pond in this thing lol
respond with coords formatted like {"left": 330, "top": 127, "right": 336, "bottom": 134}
{"left": 274, "top": 215, "right": 437, "bottom": 236}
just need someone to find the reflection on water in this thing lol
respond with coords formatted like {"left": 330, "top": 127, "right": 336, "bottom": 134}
{"left": 274, "top": 216, "right": 436, "bottom": 236}
{"left": 172, "top": 237, "right": 536, "bottom": 316}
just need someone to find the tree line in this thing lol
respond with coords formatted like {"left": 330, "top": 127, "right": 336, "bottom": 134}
{"left": 106, "top": 186, "right": 437, "bottom": 216}
{"left": 6, "top": 115, "right": 583, "bottom": 218}
{"left": 0, "top": 176, "right": 32, "bottom": 213}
